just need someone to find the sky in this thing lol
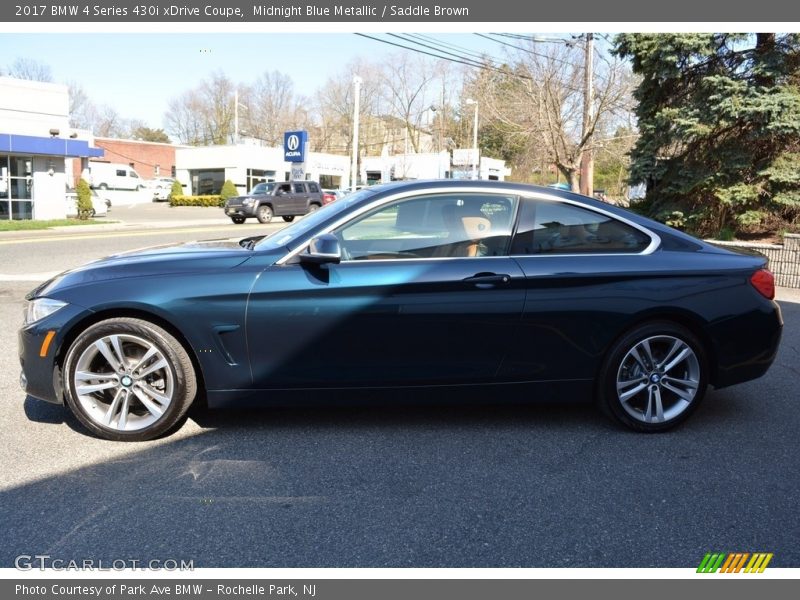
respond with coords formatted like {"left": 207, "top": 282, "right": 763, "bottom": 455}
{"left": 0, "top": 33, "right": 517, "bottom": 132}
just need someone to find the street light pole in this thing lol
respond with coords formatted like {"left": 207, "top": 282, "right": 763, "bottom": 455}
{"left": 580, "top": 33, "right": 594, "bottom": 196}
{"left": 351, "top": 75, "right": 362, "bottom": 192}
{"left": 465, "top": 99, "right": 479, "bottom": 180}
{"left": 233, "top": 90, "right": 247, "bottom": 145}
{"left": 234, "top": 89, "right": 239, "bottom": 144}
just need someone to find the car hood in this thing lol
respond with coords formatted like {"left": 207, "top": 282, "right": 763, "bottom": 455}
{"left": 28, "top": 238, "right": 278, "bottom": 299}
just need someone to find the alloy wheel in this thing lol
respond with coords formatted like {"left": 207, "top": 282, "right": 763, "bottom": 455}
{"left": 72, "top": 333, "right": 175, "bottom": 431}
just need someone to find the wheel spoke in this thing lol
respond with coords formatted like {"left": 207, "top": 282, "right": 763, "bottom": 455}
{"left": 131, "top": 386, "right": 164, "bottom": 418}
{"left": 76, "top": 379, "right": 118, "bottom": 395}
{"left": 662, "top": 375, "right": 698, "bottom": 390}
{"left": 94, "top": 339, "right": 122, "bottom": 371}
{"left": 102, "top": 388, "right": 126, "bottom": 426}
{"left": 640, "top": 339, "right": 656, "bottom": 370}
{"left": 662, "top": 381, "right": 695, "bottom": 402}
{"left": 629, "top": 346, "right": 648, "bottom": 371}
{"left": 618, "top": 381, "right": 647, "bottom": 403}
{"left": 662, "top": 346, "right": 691, "bottom": 374}
{"left": 138, "top": 381, "right": 171, "bottom": 406}
{"left": 108, "top": 335, "right": 127, "bottom": 369}
{"left": 659, "top": 339, "right": 683, "bottom": 370}
{"left": 117, "top": 392, "right": 130, "bottom": 430}
{"left": 137, "top": 357, "right": 168, "bottom": 378}
{"left": 645, "top": 386, "right": 665, "bottom": 423}
{"left": 75, "top": 370, "right": 114, "bottom": 382}
{"left": 130, "top": 346, "right": 157, "bottom": 374}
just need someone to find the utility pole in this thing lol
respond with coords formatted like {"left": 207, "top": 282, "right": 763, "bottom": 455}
{"left": 351, "top": 75, "right": 362, "bottom": 192}
{"left": 580, "top": 33, "right": 594, "bottom": 196}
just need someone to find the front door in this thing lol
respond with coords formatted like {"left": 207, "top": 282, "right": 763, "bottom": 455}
{"left": 245, "top": 192, "right": 525, "bottom": 388}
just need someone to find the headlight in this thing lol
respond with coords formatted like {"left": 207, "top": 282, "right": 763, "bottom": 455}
{"left": 24, "top": 298, "right": 67, "bottom": 326}
{"left": 242, "top": 198, "right": 256, "bottom": 205}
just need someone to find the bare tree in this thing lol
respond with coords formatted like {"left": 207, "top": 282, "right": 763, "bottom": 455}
{"left": 472, "top": 40, "right": 634, "bottom": 189}
{"left": 6, "top": 57, "right": 53, "bottom": 82}
{"left": 164, "top": 72, "right": 237, "bottom": 145}
{"left": 379, "top": 54, "right": 440, "bottom": 153}
{"left": 241, "top": 70, "right": 307, "bottom": 145}
{"left": 312, "top": 59, "right": 384, "bottom": 155}
{"left": 68, "top": 81, "right": 95, "bottom": 130}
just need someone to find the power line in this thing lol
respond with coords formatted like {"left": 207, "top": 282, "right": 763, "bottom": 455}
{"left": 474, "top": 33, "right": 577, "bottom": 68}
{"left": 404, "top": 33, "right": 497, "bottom": 63}
{"left": 354, "top": 33, "right": 535, "bottom": 82}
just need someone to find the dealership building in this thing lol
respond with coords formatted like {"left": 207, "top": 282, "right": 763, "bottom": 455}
{"left": 175, "top": 143, "right": 351, "bottom": 195}
{"left": 1, "top": 75, "right": 510, "bottom": 217}
{"left": 176, "top": 145, "right": 509, "bottom": 196}
{"left": 0, "top": 77, "right": 102, "bottom": 220}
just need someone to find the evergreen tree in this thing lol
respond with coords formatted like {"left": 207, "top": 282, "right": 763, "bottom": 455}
{"left": 76, "top": 178, "right": 93, "bottom": 220}
{"left": 615, "top": 33, "right": 800, "bottom": 236}
{"left": 220, "top": 180, "right": 238, "bottom": 201}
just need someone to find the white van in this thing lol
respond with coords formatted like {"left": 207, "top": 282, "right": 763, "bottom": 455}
{"left": 89, "top": 162, "right": 145, "bottom": 191}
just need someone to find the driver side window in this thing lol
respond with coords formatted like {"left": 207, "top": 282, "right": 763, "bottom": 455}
{"left": 335, "top": 193, "right": 518, "bottom": 260}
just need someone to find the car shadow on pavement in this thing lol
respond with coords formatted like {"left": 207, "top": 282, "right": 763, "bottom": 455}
{"left": 7, "top": 297, "right": 797, "bottom": 569}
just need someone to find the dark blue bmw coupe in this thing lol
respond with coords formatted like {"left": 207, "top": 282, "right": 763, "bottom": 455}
{"left": 19, "top": 181, "right": 782, "bottom": 440}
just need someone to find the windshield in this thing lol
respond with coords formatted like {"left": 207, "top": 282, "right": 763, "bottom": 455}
{"left": 255, "top": 188, "right": 377, "bottom": 251}
{"left": 252, "top": 182, "right": 275, "bottom": 195}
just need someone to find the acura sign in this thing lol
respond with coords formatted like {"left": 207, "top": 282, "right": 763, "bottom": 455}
{"left": 284, "top": 130, "right": 308, "bottom": 163}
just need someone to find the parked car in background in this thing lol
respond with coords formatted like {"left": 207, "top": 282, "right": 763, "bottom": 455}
{"left": 65, "top": 189, "right": 109, "bottom": 217}
{"left": 322, "top": 189, "right": 345, "bottom": 204}
{"left": 224, "top": 180, "right": 324, "bottom": 224}
{"left": 151, "top": 178, "right": 180, "bottom": 201}
{"left": 88, "top": 163, "right": 146, "bottom": 191}
{"left": 20, "top": 180, "right": 782, "bottom": 441}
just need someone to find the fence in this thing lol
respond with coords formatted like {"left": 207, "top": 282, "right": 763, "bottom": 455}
{"left": 710, "top": 233, "right": 800, "bottom": 289}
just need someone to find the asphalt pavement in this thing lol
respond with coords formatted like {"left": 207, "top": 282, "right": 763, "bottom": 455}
{"left": 0, "top": 211, "right": 798, "bottom": 568}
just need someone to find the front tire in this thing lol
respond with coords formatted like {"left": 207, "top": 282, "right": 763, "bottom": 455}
{"left": 256, "top": 204, "right": 273, "bottom": 224}
{"left": 597, "top": 321, "right": 707, "bottom": 432}
{"left": 282, "top": 215, "right": 295, "bottom": 222}
{"left": 308, "top": 203, "right": 320, "bottom": 213}
{"left": 62, "top": 318, "right": 197, "bottom": 441}
{"left": 231, "top": 216, "right": 245, "bottom": 224}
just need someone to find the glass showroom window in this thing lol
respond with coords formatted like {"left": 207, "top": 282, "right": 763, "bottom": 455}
{"left": 0, "top": 154, "right": 34, "bottom": 220}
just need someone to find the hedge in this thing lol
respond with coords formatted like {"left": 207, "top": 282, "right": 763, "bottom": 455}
{"left": 169, "top": 195, "right": 224, "bottom": 207}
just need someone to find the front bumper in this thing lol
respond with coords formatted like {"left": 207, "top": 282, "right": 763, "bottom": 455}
{"left": 224, "top": 204, "right": 257, "bottom": 218}
{"left": 19, "top": 303, "right": 89, "bottom": 405}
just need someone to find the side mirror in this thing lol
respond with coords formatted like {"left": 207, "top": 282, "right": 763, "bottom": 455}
{"left": 300, "top": 234, "right": 341, "bottom": 265}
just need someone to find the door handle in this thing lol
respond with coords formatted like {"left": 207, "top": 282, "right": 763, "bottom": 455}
{"left": 463, "top": 273, "right": 512, "bottom": 289}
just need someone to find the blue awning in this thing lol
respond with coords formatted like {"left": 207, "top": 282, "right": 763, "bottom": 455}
{"left": 0, "top": 133, "right": 104, "bottom": 158}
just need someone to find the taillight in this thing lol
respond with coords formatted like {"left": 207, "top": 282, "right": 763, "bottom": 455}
{"left": 750, "top": 268, "right": 775, "bottom": 300}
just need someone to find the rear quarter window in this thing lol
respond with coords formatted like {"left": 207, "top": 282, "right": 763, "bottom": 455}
{"left": 511, "top": 198, "right": 652, "bottom": 255}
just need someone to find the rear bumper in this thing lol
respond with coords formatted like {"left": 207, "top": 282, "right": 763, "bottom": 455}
{"left": 710, "top": 300, "right": 783, "bottom": 389}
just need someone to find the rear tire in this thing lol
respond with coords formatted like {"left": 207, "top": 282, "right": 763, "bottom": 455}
{"left": 282, "top": 216, "right": 295, "bottom": 222}
{"left": 597, "top": 321, "right": 708, "bottom": 432}
{"left": 256, "top": 204, "right": 273, "bottom": 224}
{"left": 231, "top": 216, "right": 245, "bottom": 224}
{"left": 62, "top": 318, "right": 197, "bottom": 442}
{"left": 308, "top": 203, "right": 321, "bottom": 213}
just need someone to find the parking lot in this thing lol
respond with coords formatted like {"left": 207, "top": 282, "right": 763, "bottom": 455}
{"left": 1, "top": 211, "right": 799, "bottom": 567}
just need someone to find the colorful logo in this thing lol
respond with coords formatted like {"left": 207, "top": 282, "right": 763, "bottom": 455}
{"left": 697, "top": 552, "right": 773, "bottom": 573}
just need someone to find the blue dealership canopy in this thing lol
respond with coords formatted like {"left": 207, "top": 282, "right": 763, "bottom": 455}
{"left": 0, "top": 133, "right": 104, "bottom": 158}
